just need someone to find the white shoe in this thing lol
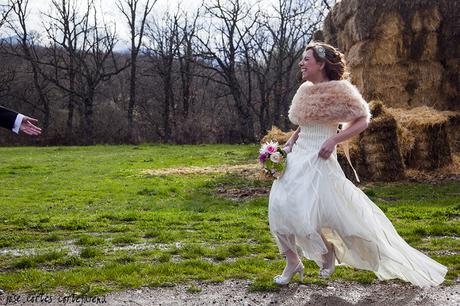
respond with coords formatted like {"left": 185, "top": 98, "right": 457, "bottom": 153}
{"left": 273, "top": 262, "right": 304, "bottom": 285}
{"left": 319, "top": 245, "right": 336, "bottom": 278}
{"left": 318, "top": 266, "right": 335, "bottom": 278}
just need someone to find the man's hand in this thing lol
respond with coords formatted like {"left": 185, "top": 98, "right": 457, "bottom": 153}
{"left": 20, "top": 116, "right": 42, "bottom": 136}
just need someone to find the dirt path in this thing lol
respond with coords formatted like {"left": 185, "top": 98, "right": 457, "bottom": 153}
{"left": 2, "top": 280, "right": 458, "bottom": 306}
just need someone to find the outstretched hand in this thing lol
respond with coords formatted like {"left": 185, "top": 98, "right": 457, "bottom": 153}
{"left": 318, "top": 138, "right": 337, "bottom": 159}
{"left": 20, "top": 116, "right": 42, "bottom": 136}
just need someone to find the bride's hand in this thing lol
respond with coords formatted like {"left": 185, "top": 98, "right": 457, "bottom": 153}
{"left": 318, "top": 138, "right": 337, "bottom": 159}
{"left": 282, "top": 140, "right": 293, "bottom": 154}
{"left": 283, "top": 145, "right": 292, "bottom": 154}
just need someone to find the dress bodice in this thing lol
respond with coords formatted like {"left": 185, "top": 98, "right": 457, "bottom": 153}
{"left": 294, "top": 123, "right": 338, "bottom": 152}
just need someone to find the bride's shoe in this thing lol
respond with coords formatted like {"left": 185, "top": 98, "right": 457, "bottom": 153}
{"left": 318, "top": 265, "right": 335, "bottom": 278}
{"left": 319, "top": 245, "right": 336, "bottom": 278}
{"left": 273, "top": 261, "right": 304, "bottom": 285}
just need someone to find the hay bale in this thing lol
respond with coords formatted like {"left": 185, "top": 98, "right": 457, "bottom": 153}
{"left": 442, "top": 59, "right": 460, "bottom": 110}
{"left": 260, "top": 126, "right": 294, "bottom": 145}
{"left": 387, "top": 106, "right": 454, "bottom": 170}
{"left": 337, "top": 136, "right": 362, "bottom": 183}
{"left": 395, "top": 125, "right": 416, "bottom": 162}
{"left": 447, "top": 112, "right": 460, "bottom": 152}
{"left": 337, "top": 101, "right": 405, "bottom": 182}
{"left": 324, "top": 0, "right": 460, "bottom": 111}
{"left": 313, "top": 30, "right": 324, "bottom": 42}
{"left": 351, "top": 62, "right": 444, "bottom": 109}
{"left": 355, "top": 101, "right": 405, "bottom": 181}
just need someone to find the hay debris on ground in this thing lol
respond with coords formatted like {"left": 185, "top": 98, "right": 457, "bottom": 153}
{"left": 216, "top": 186, "right": 269, "bottom": 200}
{"left": 141, "top": 152, "right": 460, "bottom": 187}
{"left": 405, "top": 153, "right": 460, "bottom": 183}
{"left": 143, "top": 164, "right": 260, "bottom": 178}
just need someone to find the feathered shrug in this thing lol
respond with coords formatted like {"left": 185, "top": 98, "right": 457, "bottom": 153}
{"left": 288, "top": 80, "right": 371, "bottom": 125}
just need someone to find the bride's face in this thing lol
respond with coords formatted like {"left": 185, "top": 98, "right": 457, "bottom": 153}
{"left": 298, "top": 49, "right": 323, "bottom": 82}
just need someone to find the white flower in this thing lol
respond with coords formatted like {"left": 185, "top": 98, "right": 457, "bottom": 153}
{"left": 260, "top": 141, "right": 279, "bottom": 154}
{"left": 270, "top": 151, "right": 283, "bottom": 163}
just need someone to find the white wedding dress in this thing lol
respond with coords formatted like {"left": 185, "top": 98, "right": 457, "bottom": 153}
{"left": 268, "top": 123, "right": 447, "bottom": 287}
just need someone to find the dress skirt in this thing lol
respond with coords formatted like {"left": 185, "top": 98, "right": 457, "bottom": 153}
{"left": 268, "top": 123, "right": 447, "bottom": 287}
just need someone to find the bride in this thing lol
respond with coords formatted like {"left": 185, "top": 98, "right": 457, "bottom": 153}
{"left": 268, "top": 42, "right": 447, "bottom": 287}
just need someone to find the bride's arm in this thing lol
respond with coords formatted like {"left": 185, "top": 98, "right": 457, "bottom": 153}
{"left": 283, "top": 126, "right": 301, "bottom": 153}
{"left": 333, "top": 116, "right": 369, "bottom": 144}
{"left": 318, "top": 116, "right": 369, "bottom": 159}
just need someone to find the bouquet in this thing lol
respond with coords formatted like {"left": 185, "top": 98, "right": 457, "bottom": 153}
{"left": 258, "top": 141, "right": 288, "bottom": 179}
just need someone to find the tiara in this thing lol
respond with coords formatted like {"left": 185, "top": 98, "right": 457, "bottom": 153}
{"left": 314, "top": 45, "right": 326, "bottom": 59}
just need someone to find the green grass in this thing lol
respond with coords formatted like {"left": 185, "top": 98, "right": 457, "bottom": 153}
{"left": 0, "top": 144, "right": 459, "bottom": 294}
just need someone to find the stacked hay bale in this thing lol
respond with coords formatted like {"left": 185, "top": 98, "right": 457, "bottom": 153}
{"left": 260, "top": 126, "right": 294, "bottom": 145}
{"left": 336, "top": 101, "right": 404, "bottom": 182}
{"left": 323, "top": 0, "right": 460, "bottom": 111}
{"left": 387, "top": 107, "right": 454, "bottom": 170}
{"left": 336, "top": 137, "right": 361, "bottom": 183}
{"left": 355, "top": 101, "right": 405, "bottom": 181}
{"left": 447, "top": 113, "right": 460, "bottom": 152}
{"left": 321, "top": 0, "right": 460, "bottom": 179}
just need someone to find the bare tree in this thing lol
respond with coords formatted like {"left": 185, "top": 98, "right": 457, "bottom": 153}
{"left": 244, "top": 26, "right": 273, "bottom": 134}
{"left": 6, "top": 0, "right": 52, "bottom": 135}
{"left": 261, "top": 0, "right": 324, "bottom": 130}
{"left": 0, "top": 0, "right": 16, "bottom": 98}
{"left": 117, "top": 0, "right": 156, "bottom": 142}
{"left": 42, "top": 0, "right": 129, "bottom": 144}
{"left": 321, "top": 0, "right": 334, "bottom": 11}
{"left": 140, "top": 8, "right": 206, "bottom": 143}
{"left": 143, "top": 11, "right": 182, "bottom": 143}
{"left": 0, "top": 0, "right": 14, "bottom": 29}
{"left": 40, "top": 0, "right": 83, "bottom": 139}
{"left": 0, "top": 65, "right": 15, "bottom": 99}
{"left": 176, "top": 10, "right": 200, "bottom": 120}
{"left": 196, "top": 0, "right": 259, "bottom": 143}
{"left": 0, "top": 0, "right": 337, "bottom": 145}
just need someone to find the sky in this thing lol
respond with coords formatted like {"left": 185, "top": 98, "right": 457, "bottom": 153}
{"left": 1, "top": 0, "right": 279, "bottom": 50}
{"left": 12, "top": 0, "right": 206, "bottom": 48}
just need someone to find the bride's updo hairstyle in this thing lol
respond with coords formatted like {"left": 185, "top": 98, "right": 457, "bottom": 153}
{"left": 305, "top": 42, "right": 349, "bottom": 81}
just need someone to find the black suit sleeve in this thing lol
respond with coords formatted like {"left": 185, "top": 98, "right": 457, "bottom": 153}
{"left": 0, "top": 106, "right": 19, "bottom": 130}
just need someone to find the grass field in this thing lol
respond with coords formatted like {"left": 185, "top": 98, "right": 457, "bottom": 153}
{"left": 0, "top": 145, "right": 459, "bottom": 295}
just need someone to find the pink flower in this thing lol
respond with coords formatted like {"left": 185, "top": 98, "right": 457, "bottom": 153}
{"left": 260, "top": 141, "right": 279, "bottom": 155}
{"left": 258, "top": 153, "right": 267, "bottom": 162}
{"left": 267, "top": 145, "right": 277, "bottom": 154}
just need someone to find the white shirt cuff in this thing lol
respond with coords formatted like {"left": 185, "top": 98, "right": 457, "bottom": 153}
{"left": 12, "top": 114, "right": 24, "bottom": 134}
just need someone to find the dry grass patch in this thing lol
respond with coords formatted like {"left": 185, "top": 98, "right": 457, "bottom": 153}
{"left": 143, "top": 164, "right": 260, "bottom": 178}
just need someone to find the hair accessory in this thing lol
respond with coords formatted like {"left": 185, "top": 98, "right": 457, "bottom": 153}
{"left": 315, "top": 46, "right": 326, "bottom": 59}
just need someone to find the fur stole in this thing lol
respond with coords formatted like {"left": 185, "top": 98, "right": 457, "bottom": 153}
{"left": 288, "top": 80, "right": 371, "bottom": 125}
